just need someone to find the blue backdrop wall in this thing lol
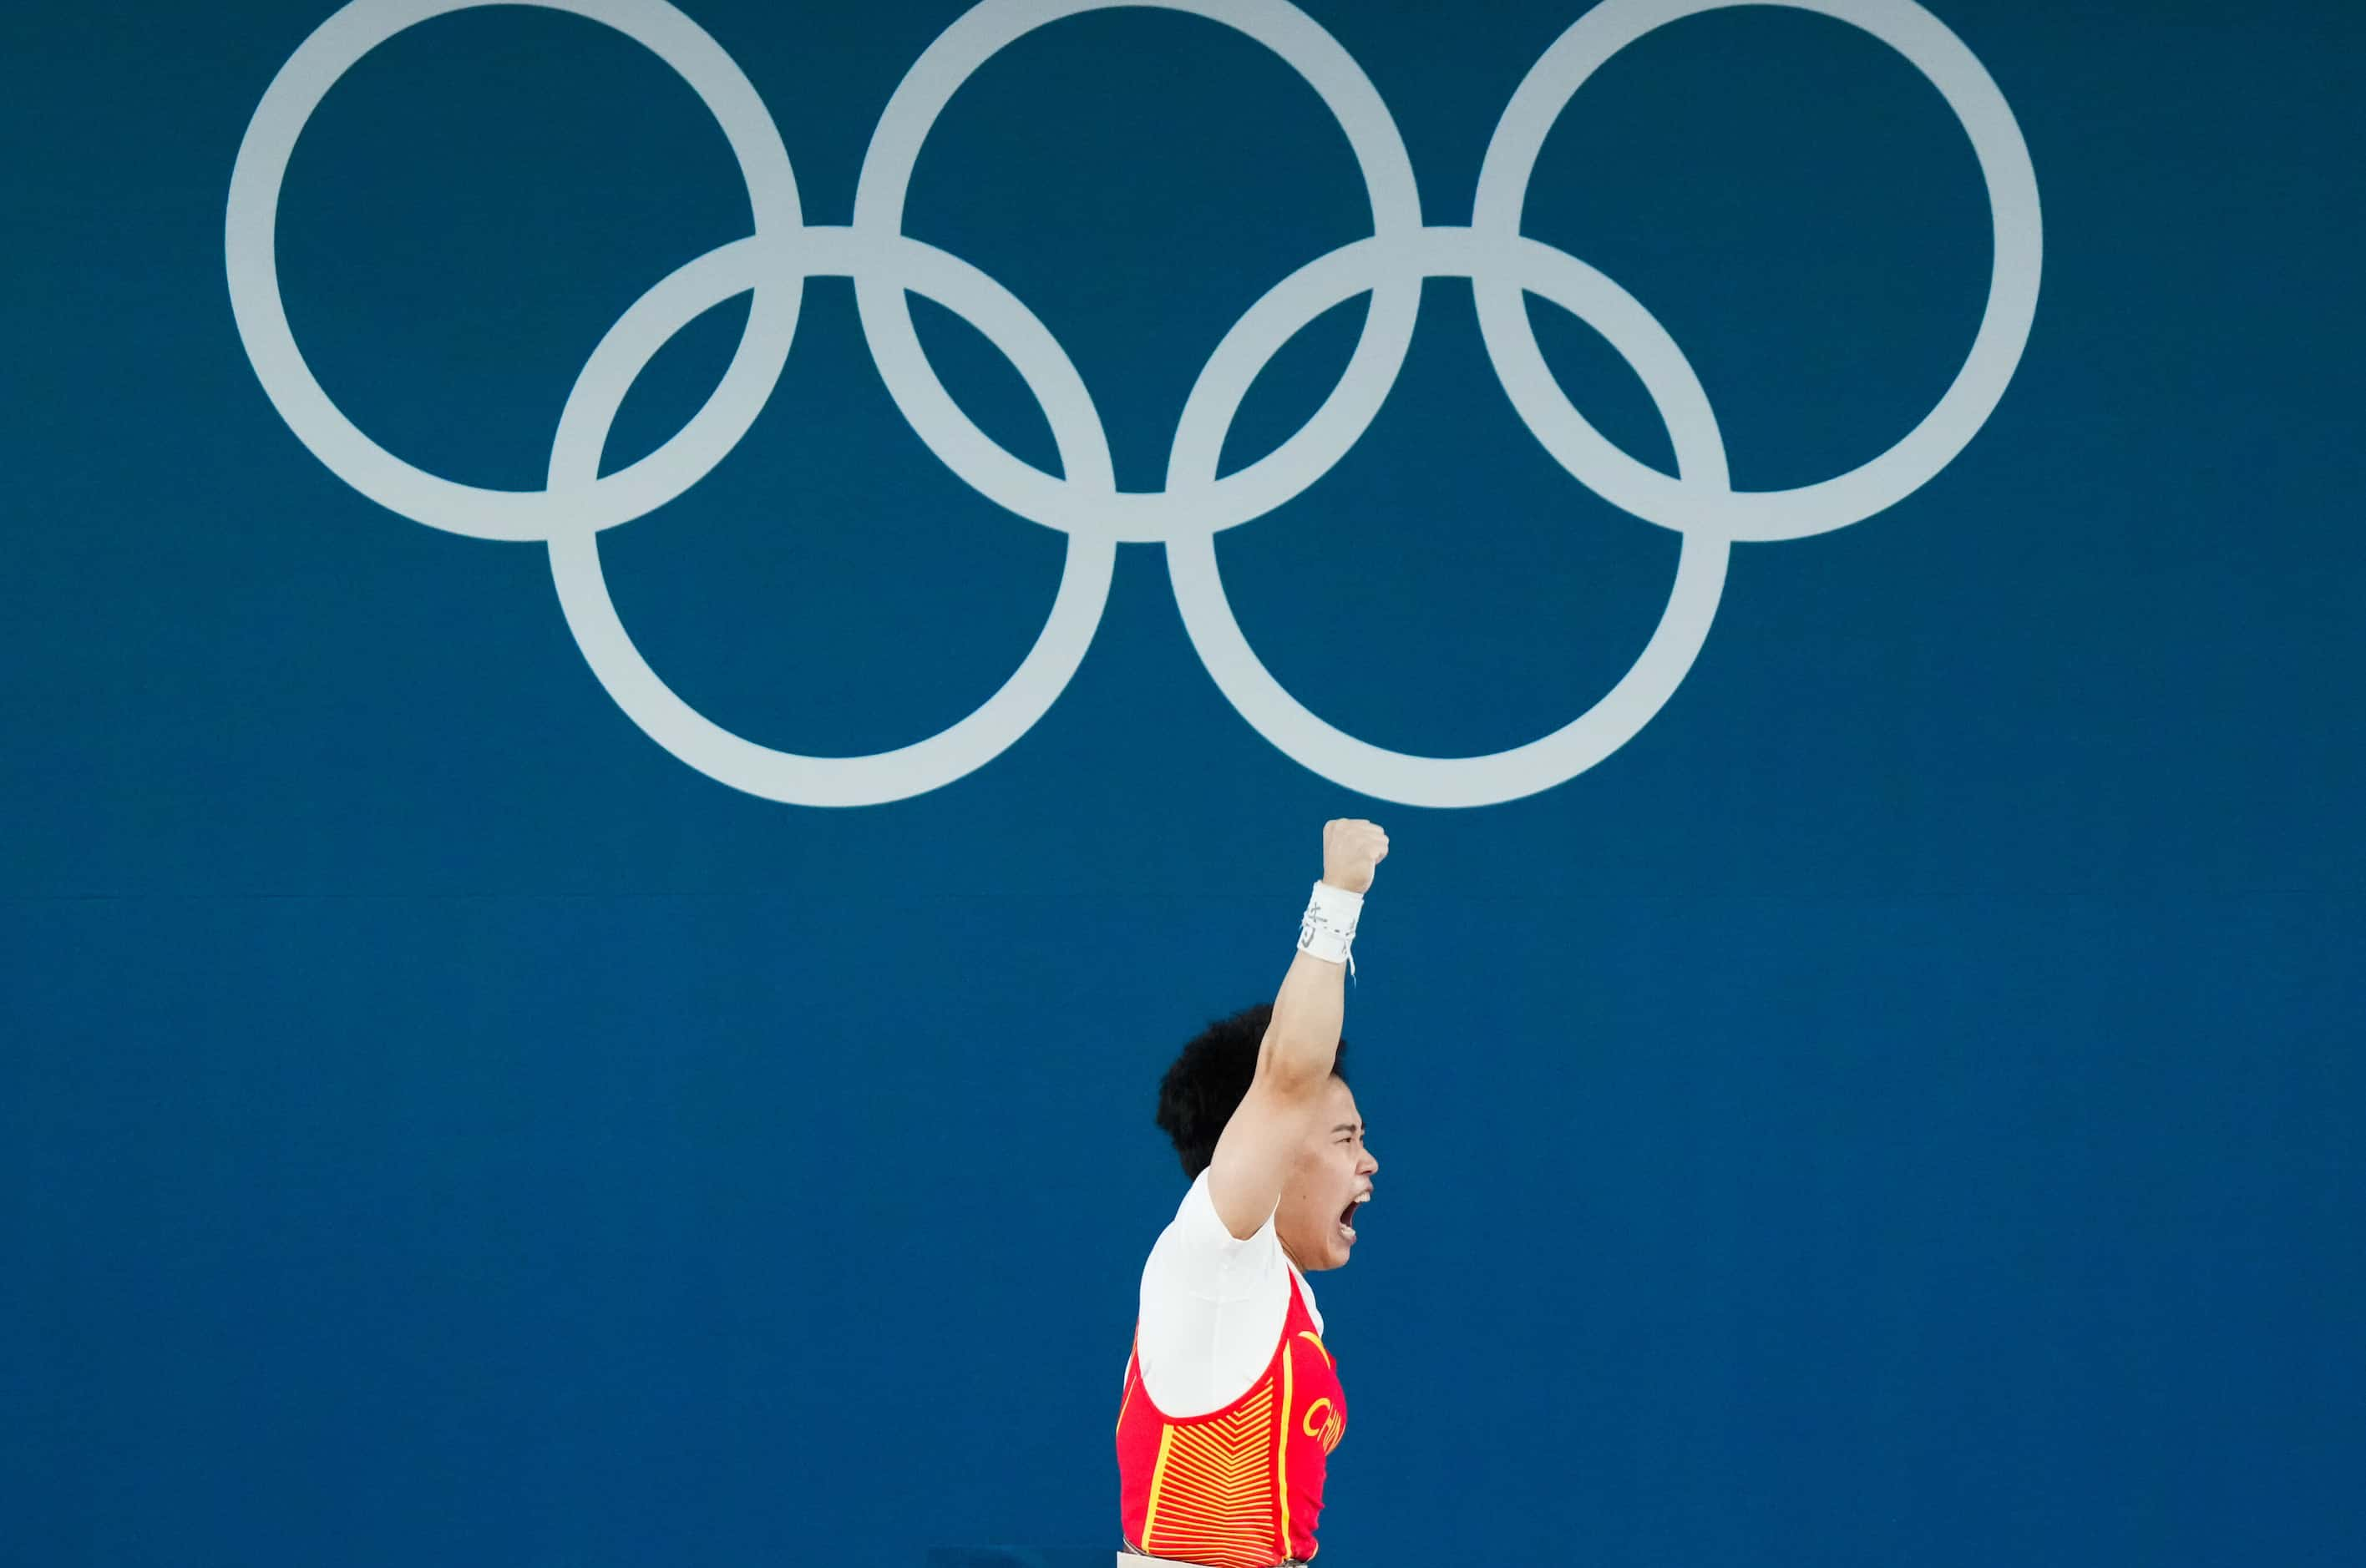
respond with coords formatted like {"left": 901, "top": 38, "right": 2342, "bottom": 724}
{"left": 3, "top": 1, "right": 2360, "bottom": 1565}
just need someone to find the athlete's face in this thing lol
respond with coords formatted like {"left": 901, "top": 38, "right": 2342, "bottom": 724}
{"left": 1277, "top": 1077, "right": 1378, "bottom": 1272}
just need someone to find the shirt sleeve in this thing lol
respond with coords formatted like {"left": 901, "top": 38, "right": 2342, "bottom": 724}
{"left": 1165, "top": 1169, "right": 1282, "bottom": 1299}
{"left": 1135, "top": 1171, "right": 1291, "bottom": 1417}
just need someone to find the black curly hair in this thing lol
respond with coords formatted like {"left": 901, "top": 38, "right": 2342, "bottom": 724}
{"left": 1154, "top": 1003, "right": 1350, "bottom": 1181}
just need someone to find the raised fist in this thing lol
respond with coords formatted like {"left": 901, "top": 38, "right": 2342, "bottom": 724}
{"left": 1321, "top": 818, "right": 1390, "bottom": 896}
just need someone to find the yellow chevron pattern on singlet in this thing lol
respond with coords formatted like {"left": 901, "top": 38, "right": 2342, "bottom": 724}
{"left": 1141, "top": 1375, "right": 1279, "bottom": 1568}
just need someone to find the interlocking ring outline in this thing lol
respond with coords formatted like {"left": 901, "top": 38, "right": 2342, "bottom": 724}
{"left": 225, "top": 0, "right": 2042, "bottom": 808}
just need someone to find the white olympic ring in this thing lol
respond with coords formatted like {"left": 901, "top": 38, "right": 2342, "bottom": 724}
{"left": 225, "top": 0, "right": 2042, "bottom": 808}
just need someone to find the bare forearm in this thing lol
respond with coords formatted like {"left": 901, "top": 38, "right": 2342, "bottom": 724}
{"left": 1261, "top": 946, "right": 1347, "bottom": 1085}
{"left": 1256, "top": 820, "right": 1387, "bottom": 1089}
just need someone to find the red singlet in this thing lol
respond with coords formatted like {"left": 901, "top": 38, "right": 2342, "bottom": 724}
{"left": 1117, "top": 1268, "right": 1346, "bottom": 1566}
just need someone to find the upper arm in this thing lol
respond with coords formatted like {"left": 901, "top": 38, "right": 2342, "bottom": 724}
{"left": 1203, "top": 1051, "right": 1324, "bottom": 1241}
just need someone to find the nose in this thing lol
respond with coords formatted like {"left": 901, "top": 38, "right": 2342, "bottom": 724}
{"left": 1359, "top": 1146, "right": 1378, "bottom": 1178}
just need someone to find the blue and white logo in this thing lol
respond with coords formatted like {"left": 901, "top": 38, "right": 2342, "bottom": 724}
{"left": 226, "top": 0, "right": 2042, "bottom": 807}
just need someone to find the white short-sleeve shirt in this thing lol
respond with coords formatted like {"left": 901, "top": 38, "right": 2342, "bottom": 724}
{"left": 1134, "top": 1170, "right": 1325, "bottom": 1419}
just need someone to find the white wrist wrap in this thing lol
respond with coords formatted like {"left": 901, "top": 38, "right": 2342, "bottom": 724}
{"left": 1297, "top": 880, "right": 1363, "bottom": 980}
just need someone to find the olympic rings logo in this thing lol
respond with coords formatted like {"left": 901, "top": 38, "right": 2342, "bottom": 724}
{"left": 225, "top": 0, "right": 2041, "bottom": 807}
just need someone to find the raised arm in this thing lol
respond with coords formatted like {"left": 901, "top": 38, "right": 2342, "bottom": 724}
{"left": 1205, "top": 819, "right": 1389, "bottom": 1241}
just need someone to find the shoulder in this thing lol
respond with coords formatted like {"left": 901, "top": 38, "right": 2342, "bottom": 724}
{"left": 1142, "top": 1171, "right": 1285, "bottom": 1300}
{"left": 1136, "top": 1174, "right": 1294, "bottom": 1416}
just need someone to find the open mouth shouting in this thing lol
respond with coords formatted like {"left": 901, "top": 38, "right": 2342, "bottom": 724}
{"left": 1338, "top": 1187, "right": 1371, "bottom": 1246}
